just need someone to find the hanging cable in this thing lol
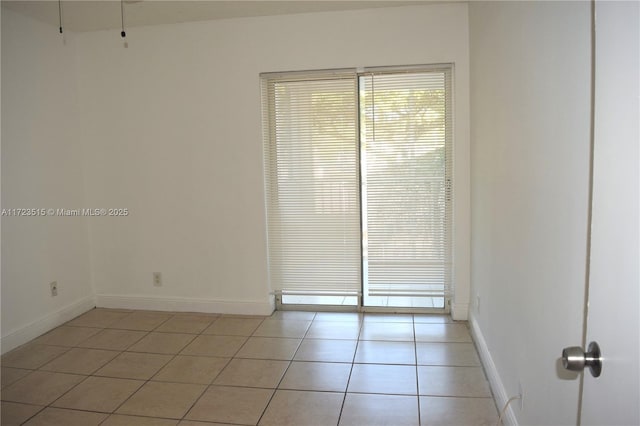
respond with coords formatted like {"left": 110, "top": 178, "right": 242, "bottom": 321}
{"left": 58, "top": 0, "right": 63, "bottom": 34}
{"left": 496, "top": 395, "right": 522, "bottom": 426}
{"left": 120, "top": 0, "right": 126, "bottom": 38}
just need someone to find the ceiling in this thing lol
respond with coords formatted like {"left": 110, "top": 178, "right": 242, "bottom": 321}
{"left": 2, "top": 0, "right": 438, "bottom": 33}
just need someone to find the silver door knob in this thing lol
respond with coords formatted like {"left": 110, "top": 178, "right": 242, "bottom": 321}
{"left": 561, "top": 341, "right": 602, "bottom": 377}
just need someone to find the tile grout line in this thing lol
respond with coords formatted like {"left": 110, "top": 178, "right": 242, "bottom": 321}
{"left": 119, "top": 326, "right": 204, "bottom": 421}
{"left": 31, "top": 321, "right": 156, "bottom": 421}
{"left": 104, "top": 313, "right": 226, "bottom": 424}
{"left": 335, "top": 314, "right": 365, "bottom": 426}
{"left": 254, "top": 312, "right": 316, "bottom": 425}
{"left": 89, "top": 311, "right": 200, "bottom": 422}
{"left": 413, "top": 315, "right": 423, "bottom": 426}
{"left": 0, "top": 311, "right": 116, "bottom": 424}
{"left": 176, "top": 315, "right": 268, "bottom": 423}
{"left": 7, "top": 311, "right": 168, "bottom": 424}
{"left": 65, "top": 311, "right": 180, "bottom": 423}
{"left": 2, "top": 310, "right": 208, "bottom": 424}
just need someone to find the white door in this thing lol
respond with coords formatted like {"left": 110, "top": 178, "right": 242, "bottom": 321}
{"left": 579, "top": 1, "right": 639, "bottom": 424}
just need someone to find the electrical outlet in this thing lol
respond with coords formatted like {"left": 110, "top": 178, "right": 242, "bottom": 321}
{"left": 50, "top": 281, "right": 58, "bottom": 297}
{"left": 153, "top": 272, "right": 162, "bottom": 287}
{"left": 518, "top": 381, "right": 524, "bottom": 411}
{"left": 476, "top": 294, "right": 481, "bottom": 312}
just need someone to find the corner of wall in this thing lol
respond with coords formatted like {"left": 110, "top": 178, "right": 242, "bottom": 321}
{"left": 1, "top": 8, "right": 94, "bottom": 354}
{"left": 1, "top": 296, "right": 95, "bottom": 354}
{"left": 451, "top": 301, "right": 469, "bottom": 320}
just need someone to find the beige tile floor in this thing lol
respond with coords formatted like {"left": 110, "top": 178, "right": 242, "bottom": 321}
{"left": 1, "top": 309, "right": 498, "bottom": 425}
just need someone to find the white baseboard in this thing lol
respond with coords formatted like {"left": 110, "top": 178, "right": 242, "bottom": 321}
{"left": 469, "top": 314, "right": 518, "bottom": 426}
{"left": 451, "top": 302, "right": 469, "bottom": 320}
{"left": 1, "top": 295, "right": 96, "bottom": 354}
{"left": 95, "top": 294, "right": 276, "bottom": 316}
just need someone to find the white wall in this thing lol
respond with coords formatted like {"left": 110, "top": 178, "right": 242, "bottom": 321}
{"left": 1, "top": 8, "right": 94, "bottom": 353}
{"left": 75, "top": 4, "right": 471, "bottom": 316}
{"left": 469, "top": 1, "right": 591, "bottom": 424}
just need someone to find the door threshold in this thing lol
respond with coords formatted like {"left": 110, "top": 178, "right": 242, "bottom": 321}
{"left": 275, "top": 299, "right": 451, "bottom": 315}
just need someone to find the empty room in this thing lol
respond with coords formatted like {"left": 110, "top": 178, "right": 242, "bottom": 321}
{"left": 1, "top": 1, "right": 638, "bottom": 425}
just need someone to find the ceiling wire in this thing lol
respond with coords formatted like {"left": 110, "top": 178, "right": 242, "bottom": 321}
{"left": 120, "top": 0, "right": 126, "bottom": 38}
{"left": 58, "top": 0, "right": 63, "bottom": 34}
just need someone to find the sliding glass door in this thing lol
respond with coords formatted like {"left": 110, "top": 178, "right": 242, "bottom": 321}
{"left": 262, "top": 66, "right": 452, "bottom": 310}
{"left": 262, "top": 71, "right": 361, "bottom": 306}
{"left": 360, "top": 70, "right": 452, "bottom": 309}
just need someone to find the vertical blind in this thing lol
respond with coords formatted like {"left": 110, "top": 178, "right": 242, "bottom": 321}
{"left": 262, "top": 66, "right": 453, "bottom": 300}
{"left": 262, "top": 70, "right": 362, "bottom": 296}
{"left": 360, "top": 68, "right": 453, "bottom": 298}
